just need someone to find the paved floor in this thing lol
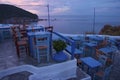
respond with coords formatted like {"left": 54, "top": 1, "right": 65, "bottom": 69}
{"left": 0, "top": 71, "right": 32, "bottom": 80}
{"left": 0, "top": 39, "right": 120, "bottom": 80}
{"left": 109, "top": 52, "right": 120, "bottom": 80}
{"left": 0, "top": 39, "right": 59, "bottom": 71}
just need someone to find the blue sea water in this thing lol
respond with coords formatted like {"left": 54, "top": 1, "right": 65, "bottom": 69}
{"left": 38, "top": 15, "right": 120, "bottom": 34}
{"left": 0, "top": 15, "right": 120, "bottom": 34}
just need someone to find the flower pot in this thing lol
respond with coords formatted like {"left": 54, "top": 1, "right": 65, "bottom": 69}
{"left": 53, "top": 51, "right": 68, "bottom": 62}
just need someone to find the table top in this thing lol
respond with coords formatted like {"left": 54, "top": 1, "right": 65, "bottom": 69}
{"left": 26, "top": 26, "right": 44, "bottom": 30}
{"left": 84, "top": 42, "right": 97, "bottom": 47}
{"left": 99, "top": 46, "right": 117, "bottom": 54}
{"left": 80, "top": 57, "right": 102, "bottom": 68}
{"left": 66, "top": 45, "right": 83, "bottom": 54}
{"left": 71, "top": 36, "right": 85, "bottom": 41}
{"left": 27, "top": 32, "right": 50, "bottom": 36}
{"left": 0, "top": 26, "right": 11, "bottom": 29}
{"left": 89, "top": 36, "right": 103, "bottom": 41}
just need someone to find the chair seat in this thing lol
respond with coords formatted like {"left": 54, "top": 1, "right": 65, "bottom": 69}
{"left": 20, "top": 31, "right": 27, "bottom": 37}
{"left": 17, "top": 41, "right": 27, "bottom": 46}
{"left": 15, "top": 34, "right": 23, "bottom": 38}
{"left": 20, "top": 31, "right": 26, "bottom": 34}
{"left": 21, "top": 37, "right": 28, "bottom": 41}
{"left": 36, "top": 46, "right": 47, "bottom": 49}
{"left": 95, "top": 71, "right": 104, "bottom": 77}
{"left": 94, "top": 65, "right": 113, "bottom": 80}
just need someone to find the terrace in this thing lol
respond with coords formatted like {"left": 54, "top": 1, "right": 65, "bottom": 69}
{"left": 0, "top": 25, "right": 120, "bottom": 80}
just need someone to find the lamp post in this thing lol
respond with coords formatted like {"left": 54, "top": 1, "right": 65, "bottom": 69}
{"left": 93, "top": 8, "right": 96, "bottom": 34}
{"left": 47, "top": 4, "right": 50, "bottom": 27}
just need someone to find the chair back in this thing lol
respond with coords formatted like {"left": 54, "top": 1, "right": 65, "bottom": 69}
{"left": 45, "top": 26, "right": 53, "bottom": 32}
{"left": 34, "top": 33, "right": 50, "bottom": 63}
{"left": 98, "top": 54, "right": 107, "bottom": 66}
{"left": 103, "top": 65, "right": 113, "bottom": 80}
{"left": 35, "top": 34, "right": 50, "bottom": 48}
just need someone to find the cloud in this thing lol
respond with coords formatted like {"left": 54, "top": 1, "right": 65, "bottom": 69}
{"left": 1, "top": 0, "right": 24, "bottom": 4}
{"left": 0, "top": 0, "right": 48, "bottom": 15}
{"left": 51, "top": 6, "right": 70, "bottom": 14}
{"left": 1, "top": 0, "right": 120, "bottom": 16}
{"left": 27, "top": 9, "right": 39, "bottom": 14}
{"left": 0, "top": 0, "right": 47, "bottom": 6}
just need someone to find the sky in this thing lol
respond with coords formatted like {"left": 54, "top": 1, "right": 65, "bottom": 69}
{"left": 0, "top": 0, "right": 120, "bottom": 16}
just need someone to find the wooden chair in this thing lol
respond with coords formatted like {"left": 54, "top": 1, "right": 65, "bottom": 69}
{"left": 15, "top": 40, "right": 28, "bottom": 57}
{"left": 11, "top": 26, "right": 22, "bottom": 41}
{"left": 93, "top": 65, "right": 113, "bottom": 80}
{"left": 45, "top": 26, "right": 53, "bottom": 32}
{"left": 34, "top": 34, "right": 50, "bottom": 63}
{"left": 95, "top": 49, "right": 103, "bottom": 59}
{"left": 11, "top": 26, "right": 29, "bottom": 57}
{"left": 98, "top": 54, "right": 107, "bottom": 66}
{"left": 45, "top": 26, "right": 53, "bottom": 55}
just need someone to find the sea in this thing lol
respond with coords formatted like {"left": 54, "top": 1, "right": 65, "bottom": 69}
{"left": 38, "top": 15, "right": 120, "bottom": 34}
{"left": 1, "top": 15, "right": 120, "bottom": 34}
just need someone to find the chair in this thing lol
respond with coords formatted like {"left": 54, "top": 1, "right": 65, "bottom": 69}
{"left": 2, "top": 28, "right": 11, "bottom": 39}
{"left": 45, "top": 26, "right": 53, "bottom": 55}
{"left": 11, "top": 26, "right": 22, "bottom": 41}
{"left": 93, "top": 65, "right": 113, "bottom": 80}
{"left": 95, "top": 49, "right": 103, "bottom": 59}
{"left": 15, "top": 40, "right": 28, "bottom": 57}
{"left": 45, "top": 26, "right": 53, "bottom": 32}
{"left": 34, "top": 34, "right": 50, "bottom": 63}
{"left": 98, "top": 54, "right": 107, "bottom": 66}
{"left": 11, "top": 26, "right": 29, "bottom": 57}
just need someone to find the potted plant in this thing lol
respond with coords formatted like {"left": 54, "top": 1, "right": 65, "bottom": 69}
{"left": 52, "top": 39, "right": 68, "bottom": 62}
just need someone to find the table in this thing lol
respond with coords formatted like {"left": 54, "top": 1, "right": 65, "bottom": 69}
{"left": 80, "top": 57, "right": 102, "bottom": 75}
{"left": 89, "top": 36, "right": 103, "bottom": 42}
{"left": 84, "top": 42, "right": 97, "bottom": 47}
{"left": 0, "top": 26, "right": 11, "bottom": 42}
{"left": 27, "top": 32, "right": 50, "bottom": 58}
{"left": 84, "top": 42, "right": 97, "bottom": 57}
{"left": 99, "top": 46, "right": 116, "bottom": 54}
{"left": 99, "top": 46, "right": 117, "bottom": 61}
{"left": 71, "top": 36, "right": 84, "bottom": 49}
{"left": 26, "top": 26, "right": 44, "bottom": 32}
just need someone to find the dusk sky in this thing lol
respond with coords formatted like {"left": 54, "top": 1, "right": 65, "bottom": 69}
{"left": 1, "top": 0, "right": 120, "bottom": 16}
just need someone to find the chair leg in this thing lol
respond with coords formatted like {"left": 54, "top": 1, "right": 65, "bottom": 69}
{"left": 27, "top": 47, "right": 30, "bottom": 56}
{"left": 37, "top": 48, "right": 40, "bottom": 63}
{"left": 25, "top": 45, "right": 28, "bottom": 56}
{"left": 16, "top": 46, "right": 20, "bottom": 57}
{"left": 47, "top": 54, "right": 49, "bottom": 62}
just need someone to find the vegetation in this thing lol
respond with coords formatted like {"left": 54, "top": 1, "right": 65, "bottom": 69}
{"left": 99, "top": 24, "right": 120, "bottom": 36}
{"left": 0, "top": 4, "right": 38, "bottom": 24}
{"left": 53, "top": 39, "right": 67, "bottom": 53}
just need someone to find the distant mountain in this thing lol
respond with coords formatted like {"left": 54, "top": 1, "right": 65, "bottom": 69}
{"left": 0, "top": 4, "right": 38, "bottom": 24}
{"left": 99, "top": 24, "right": 120, "bottom": 36}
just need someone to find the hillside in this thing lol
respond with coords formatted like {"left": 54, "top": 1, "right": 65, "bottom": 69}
{"left": 99, "top": 24, "right": 120, "bottom": 36}
{"left": 0, "top": 4, "right": 38, "bottom": 24}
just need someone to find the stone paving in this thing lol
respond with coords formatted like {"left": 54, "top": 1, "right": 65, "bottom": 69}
{"left": 0, "top": 39, "right": 58, "bottom": 71}
{"left": 0, "top": 71, "right": 32, "bottom": 80}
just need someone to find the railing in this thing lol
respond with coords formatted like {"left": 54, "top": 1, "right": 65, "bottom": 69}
{"left": 52, "top": 31, "right": 76, "bottom": 59}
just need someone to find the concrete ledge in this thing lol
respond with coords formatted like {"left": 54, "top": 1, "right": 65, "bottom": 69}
{"left": 0, "top": 59, "right": 91, "bottom": 80}
{"left": 0, "top": 65, "right": 38, "bottom": 78}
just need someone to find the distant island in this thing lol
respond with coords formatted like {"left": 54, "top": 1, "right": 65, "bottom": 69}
{"left": 99, "top": 24, "right": 120, "bottom": 36}
{"left": 0, "top": 4, "right": 38, "bottom": 24}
